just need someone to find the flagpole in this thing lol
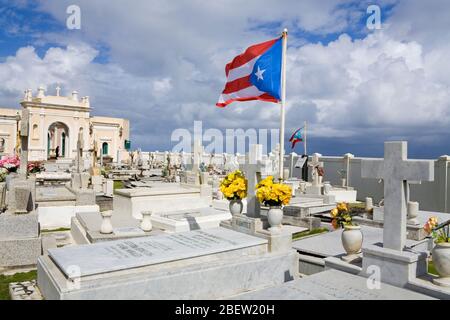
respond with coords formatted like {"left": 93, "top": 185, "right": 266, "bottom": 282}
{"left": 279, "top": 28, "right": 288, "bottom": 181}
{"left": 303, "top": 120, "right": 307, "bottom": 156}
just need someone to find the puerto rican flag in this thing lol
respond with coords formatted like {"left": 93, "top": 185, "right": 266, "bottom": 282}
{"left": 216, "top": 37, "right": 282, "bottom": 107}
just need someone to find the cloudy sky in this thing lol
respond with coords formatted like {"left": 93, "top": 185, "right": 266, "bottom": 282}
{"left": 0, "top": 0, "right": 449, "bottom": 158}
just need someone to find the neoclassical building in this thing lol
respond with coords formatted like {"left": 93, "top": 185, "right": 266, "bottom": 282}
{"left": 0, "top": 86, "right": 130, "bottom": 162}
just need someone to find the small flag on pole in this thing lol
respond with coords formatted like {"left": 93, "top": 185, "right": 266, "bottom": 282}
{"left": 289, "top": 127, "right": 303, "bottom": 149}
{"left": 216, "top": 37, "right": 282, "bottom": 107}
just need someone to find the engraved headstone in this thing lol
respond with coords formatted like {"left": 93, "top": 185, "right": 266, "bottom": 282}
{"left": 48, "top": 228, "right": 267, "bottom": 278}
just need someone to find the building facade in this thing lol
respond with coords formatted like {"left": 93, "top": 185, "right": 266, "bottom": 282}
{"left": 0, "top": 86, "right": 130, "bottom": 162}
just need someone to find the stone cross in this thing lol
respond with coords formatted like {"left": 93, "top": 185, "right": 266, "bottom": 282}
{"left": 240, "top": 144, "right": 263, "bottom": 218}
{"left": 308, "top": 153, "right": 323, "bottom": 186}
{"left": 192, "top": 139, "right": 203, "bottom": 173}
{"left": 18, "top": 109, "right": 30, "bottom": 178}
{"left": 76, "top": 130, "right": 83, "bottom": 173}
{"left": 362, "top": 141, "right": 434, "bottom": 251}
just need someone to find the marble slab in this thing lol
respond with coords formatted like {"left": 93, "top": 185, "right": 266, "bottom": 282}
{"left": 113, "top": 227, "right": 146, "bottom": 236}
{"left": 49, "top": 227, "right": 267, "bottom": 278}
{"left": 292, "top": 225, "right": 424, "bottom": 258}
{"left": 234, "top": 269, "right": 434, "bottom": 300}
{"left": 151, "top": 207, "right": 232, "bottom": 232}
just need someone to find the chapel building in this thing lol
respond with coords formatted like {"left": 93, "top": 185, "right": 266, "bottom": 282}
{"left": 0, "top": 86, "right": 130, "bottom": 162}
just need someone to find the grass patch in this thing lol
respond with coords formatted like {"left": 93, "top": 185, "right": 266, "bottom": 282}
{"left": 0, "top": 270, "right": 37, "bottom": 300}
{"left": 41, "top": 227, "right": 71, "bottom": 233}
{"left": 428, "top": 259, "right": 439, "bottom": 276}
{"left": 348, "top": 202, "right": 365, "bottom": 209}
{"left": 113, "top": 180, "right": 124, "bottom": 190}
{"left": 292, "top": 227, "right": 329, "bottom": 241}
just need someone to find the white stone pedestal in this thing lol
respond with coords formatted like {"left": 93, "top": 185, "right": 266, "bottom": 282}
{"left": 361, "top": 244, "right": 428, "bottom": 287}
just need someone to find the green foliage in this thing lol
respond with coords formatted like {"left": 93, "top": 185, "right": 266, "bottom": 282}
{"left": 41, "top": 227, "right": 71, "bottom": 233}
{"left": 113, "top": 180, "right": 124, "bottom": 190}
{"left": 292, "top": 227, "right": 328, "bottom": 241}
{"left": 428, "top": 260, "right": 438, "bottom": 276}
{"left": 0, "top": 270, "right": 37, "bottom": 300}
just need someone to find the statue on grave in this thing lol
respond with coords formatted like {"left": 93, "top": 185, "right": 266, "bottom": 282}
{"left": 224, "top": 154, "right": 239, "bottom": 172}
{"left": 149, "top": 152, "right": 155, "bottom": 169}
{"left": 207, "top": 153, "right": 216, "bottom": 173}
{"left": 89, "top": 140, "right": 101, "bottom": 176}
{"left": 270, "top": 144, "right": 280, "bottom": 177}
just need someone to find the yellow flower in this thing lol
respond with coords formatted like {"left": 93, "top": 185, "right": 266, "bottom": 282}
{"left": 330, "top": 208, "right": 339, "bottom": 218}
{"left": 220, "top": 170, "right": 248, "bottom": 200}
{"left": 337, "top": 202, "right": 348, "bottom": 213}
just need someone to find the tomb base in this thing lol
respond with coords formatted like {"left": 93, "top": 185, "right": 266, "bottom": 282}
{"left": 361, "top": 244, "right": 428, "bottom": 287}
{"left": 37, "top": 228, "right": 299, "bottom": 300}
{"left": 0, "top": 211, "right": 41, "bottom": 268}
{"left": 0, "top": 237, "right": 41, "bottom": 267}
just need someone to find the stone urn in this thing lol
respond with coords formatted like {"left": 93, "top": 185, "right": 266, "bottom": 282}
{"left": 140, "top": 211, "right": 153, "bottom": 232}
{"left": 341, "top": 225, "right": 363, "bottom": 261}
{"left": 323, "top": 182, "right": 332, "bottom": 195}
{"left": 432, "top": 242, "right": 450, "bottom": 287}
{"left": 5, "top": 172, "right": 18, "bottom": 190}
{"left": 100, "top": 210, "right": 113, "bottom": 234}
{"left": 229, "top": 199, "right": 243, "bottom": 215}
{"left": 268, "top": 206, "right": 283, "bottom": 233}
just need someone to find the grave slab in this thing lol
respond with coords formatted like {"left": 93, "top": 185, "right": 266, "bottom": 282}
{"left": 113, "top": 184, "right": 212, "bottom": 219}
{"left": 151, "top": 207, "right": 232, "bottom": 232}
{"left": 233, "top": 269, "right": 435, "bottom": 300}
{"left": 38, "top": 227, "right": 299, "bottom": 300}
{"left": 71, "top": 211, "right": 164, "bottom": 244}
{"left": 292, "top": 225, "right": 427, "bottom": 258}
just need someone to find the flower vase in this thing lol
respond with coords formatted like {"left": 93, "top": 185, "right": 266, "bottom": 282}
{"left": 100, "top": 210, "right": 113, "bottom": 234}
{"left": 267, "top": 206, "right": 283, "bottom": 233}
{"left": 432, "top": 242, "right": 450, "bottom": 287}
{"left": 341, "top": 225, "right": 363, "bottom": 262}
{"left": 141, "top": 211, "right": 153, "bottom": 232}
{"left": 229, "top": 199, "right": 243, "bottom": 215}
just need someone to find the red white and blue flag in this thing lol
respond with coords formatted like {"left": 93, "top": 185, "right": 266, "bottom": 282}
{"left": 216, "top": 37, "right": 282, "bottom": 107}
{"left": 289, "top": 127, "right": 303, "bottom": 149}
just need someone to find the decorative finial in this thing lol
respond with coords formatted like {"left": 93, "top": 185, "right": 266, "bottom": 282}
{"left": 37, "top": 86, "right": 45, "bottom": 98}
{"left": 72, "top": 90, "right": 79, "bottom": 101}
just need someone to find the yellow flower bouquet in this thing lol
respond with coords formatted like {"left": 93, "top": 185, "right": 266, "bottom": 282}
{"left": 256, "top": 176, "right": 292, "bottom": 207}
{"left": 219, "top": 170, "right": 247, "bottom": 200}
{"left": 330, "top": 202, "right": 356, "bottom": 229}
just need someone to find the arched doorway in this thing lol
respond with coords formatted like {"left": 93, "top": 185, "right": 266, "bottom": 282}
{"left": 102, "top": 142, "right": 109, "bottom": 155}
{"left": 47, "top": 122, "right": 69, "bottom": 160}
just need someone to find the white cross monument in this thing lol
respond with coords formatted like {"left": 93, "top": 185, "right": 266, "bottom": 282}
{"left": 240, "top": 144, "right": 263, "bottom": 218}
{"left": 362, "top": 141, "right": 434, "bottom": 251}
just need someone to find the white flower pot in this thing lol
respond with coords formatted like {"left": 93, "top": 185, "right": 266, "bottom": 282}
{"left": 100, "top": 210, "right": 113, "bottom": 234}
{"left": 140, "top": 211, "right": 153, "bottom": 232}
{"left": 341, "top": 225, "right": 363, "bottom": 261}
{"left": 229, "top": 199, "right": 243, "bottom": 215}
{"left": 268, "top": 206, "right": 283, "bottom": 233}
{"left": 432, "top": 242, "right": 450, "bottom": 287}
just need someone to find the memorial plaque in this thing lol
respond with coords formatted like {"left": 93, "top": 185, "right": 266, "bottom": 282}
{"left": 48, "top": 227, "right": 267, "bottom": 278}
{"left": 294, "top": 157, "right": 307, "bottom": 168}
